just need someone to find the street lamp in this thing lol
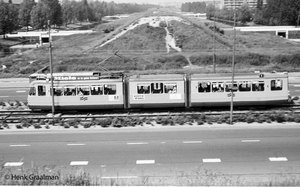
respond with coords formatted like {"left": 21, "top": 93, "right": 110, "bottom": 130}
{"left": 230, "top": 0, "right": 236, "bottom": 125}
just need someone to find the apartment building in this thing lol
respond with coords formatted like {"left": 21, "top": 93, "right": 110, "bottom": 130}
{"left": 220, "top": 0, "right": 267, "bottom": 9}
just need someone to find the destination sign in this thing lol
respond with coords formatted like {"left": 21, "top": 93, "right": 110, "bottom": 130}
{"left": 53, "top": 76, "right": 100, "bottom": 81}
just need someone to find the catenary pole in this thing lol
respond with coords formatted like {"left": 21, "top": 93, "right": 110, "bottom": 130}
{"left": 230, "top": 0, "right": 236, "bottom": 125}
{"left": 48, "top": 20, "right": 55, "bottom": 119}
{"left": 213, "top": 0, "right": 216, "bottom": 73}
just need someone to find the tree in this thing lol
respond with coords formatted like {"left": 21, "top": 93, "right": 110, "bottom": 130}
{"left": 18, "top": 0, "right": 36, "bottom": 31}
{"left": 206, "top": 4, "right": 216, "bottom": 19}
{"left": 0, "top": 0, "right": 19, "bottom": 38}
{"left": 40, "top": 0, "right": 63, "bottom": 26}
{"left": 62, "top": 0, "right": 75, "bottom": 26}
{"left": 237, "top": 3, "right": 252, "bottom": 24}
{"left": 30, "top": 3, "right": 48, "bottom": 30}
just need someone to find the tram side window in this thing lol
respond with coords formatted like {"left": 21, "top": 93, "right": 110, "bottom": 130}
{"left": 164, "top": 84, "right": 177, "bottom": 93}
{"left": 225, "top": 82, "right": 238, "bottom": 92}
{"left": 151, "top": 83, "right": 164, "bottom": 94}
{"left": 51, "top": 87, "right": 64, "bottom": 96}
{"left": 238, "top": 81, "right": 251, "bottom": 92}
{"left": 29, "top": 87, "right": 36, "bottom": 96}
{"left": 64, "top": 86, "right": 76, "bottom": 96}
{"left": 212, "top": 82, "right": 224, "bottom": 92}
{"left": 271, "top": 80, "right": 283, "bottom": 91}
{"left": 252, "top": 81, "right": 265, "bottom": 92}
{"left": 91, "top": 85, "right": 103, "bottom": 95}
{"left": 198, "top": 82, "right": 211, "bottom": 93}
{"left": 77, "top": 86, "right": 90, "bottom": 96}
{"left": 104, "top": 84, "right": 116, "bottom": 95}
{"left": 37, "top": 85, "right": 46, "bottom": 96}
{"left": 137, "top": 84, "right": 150, "bottom": 94}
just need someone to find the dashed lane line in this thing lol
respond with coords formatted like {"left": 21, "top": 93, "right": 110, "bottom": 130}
{"left": 4, "top": 162, "right": 24, "bottom": 167}
{"left": 70, "top": 161, "right": 89, "bottom": 166}
{"left": 9, "top": 145, "right": 31, "bottom": 147}
{"left": 294, "top": 85, "right": 300, "bottom": 87}
{"left": 241, "top": 140, "right": 260, "bottom": 143}
{"left": 67, "top": 144, "right": 86, "bottom": 146}
{"left": 136, "top": 160, "right": 155, "bottom": 164}
{"left": 269, "top": 157, "right": 288, "bottom": 162}
{"left": 16, "top": 91, "right": 26, "bottom": 93}
{"left": 183, "top": 141, "right": 202, "bottom": 144}
{"left": 127, "top": 142, "right": 148, "bottom": 145}
{"left": 202, "top": 158, "right": 221, "bottom": 163}
{"left": 0, "top": 96, "right": 9, "bottom": 98}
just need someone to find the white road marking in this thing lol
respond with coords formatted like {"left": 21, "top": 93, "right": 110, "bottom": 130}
{"left": 294, "top": 85, "right": 300, "bottom": 87}
{"left": 127, "top": 142, "right": 148, "bottom": 145}
{"left": 202, "top": 158, "right": 221, "bottom": 163}
{"left": 241, "top": 140, "right": 260, "bottom": 143}
{"left": 101, "top": 176, "right": 138, "bottom": 179}
{"left": 0, "top": 96, "right": 9, "bottom": 98}
{"left": 136, "top": 160, "right": 155, "bottom": 164}
{"left": 269, "top": 157, "right": 288, "bottom": 162}
{"left": 183, "top": 141, "right": 202, "bottom": 144}
{"left": 16, "top": 91, "right": 26, "bottom": 93}
{"left": 67, "top": 144, "right": 86, "bottom": 146}
{"left": 295, "top": 90, "right": 300, "bottom": 92}
{"left": 4, "top": 162, "right": 24, "bottom": 166}
{"left": 161, "top": 142, "right": 166, "bottom": 144}
{"left": 10, "top": 145, "right": 30, "bottom": 147}
{"left": 70, "top": 161, "right": 89, "bottom": 166}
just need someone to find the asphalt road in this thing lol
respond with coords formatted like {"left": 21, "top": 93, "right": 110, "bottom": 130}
{"left": 1, "top": 75, "right": 300, "bottom": 102}
{"left": 1, "top": 125, "right": 300, "bottom": 185}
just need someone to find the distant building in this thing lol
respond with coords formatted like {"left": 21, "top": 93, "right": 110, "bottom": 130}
{"left": 2, "top": 0, "right": 23, "bottom": 4}
{"left": 220, "top": 0, "right": 267, "bottom": 9}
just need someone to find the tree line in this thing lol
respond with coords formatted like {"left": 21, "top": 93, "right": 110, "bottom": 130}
{"left": 0, "top": 0, "right": 159, "bottom": 37}
{"left": 183, "top": 0, "right": 300, "bottom": 26}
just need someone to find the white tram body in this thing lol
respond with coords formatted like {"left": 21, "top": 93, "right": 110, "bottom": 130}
{"left": 27, "top": 72, "right": 290, "bottom": 111}
{"left": 28, "top": 72, "right": 124, "bottom": 110}
{"left": 127, "top": 74, "right": 187, "bottom": 108}
{"left": 189, "top": 73, "right": 289, "bottom": 107}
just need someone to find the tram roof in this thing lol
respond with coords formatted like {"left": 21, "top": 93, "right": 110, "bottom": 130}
{"left": 190, "top": 72, "right": 288, "bottom": 80}
{"left": 129, "top": 74, "right": 185, "bottom": 81}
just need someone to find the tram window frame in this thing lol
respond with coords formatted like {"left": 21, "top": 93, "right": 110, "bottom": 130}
{"left": 151, "top": 83, "right": 164, "bottom": 94}
{"left": 64, "top": 86, "right": 76, "bottom": 96}
{"left": 271, "top": 80, "right": 283, "bottom": 91}
{"left": 198, "top": 82, "right": 211, "bottom": 93}
{"left": 37, "top": 85, "right": 46, "bottom": 96}
{"left": 51, "top": 87, "right": 64, "bottom": 96}
{"left": 77, "top": 85, "right": 90, "bottom": 96}
{"left": 137, "top": 84, "right": 150, "bottom": 94}
{"left": 252, "top": 81, "right": 265, "bottom": 92}
{"left": 225, "top": 81, "right": 238, "bottom": 92}
{"left": 212, "top": 82, "right": 224, "bottom": 93}
{"left": 29, "top": 87, "right": 36, "bottom": 96}
{"left": 164, "top": 83, "right": 177, "bottom": 94}
{"left": 238, "top": 81, "right": 251, "bottom": 92}
{"left": 91, "top": 85, "right": 103, "bottom": 95}
{"left": 104, "top": 84, "right": 116, "bottom": 95}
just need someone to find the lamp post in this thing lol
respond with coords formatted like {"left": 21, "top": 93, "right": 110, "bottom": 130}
{"left": 48, "top": 20, "right": 55, "bottom": 118}
{"left": 230, "top": 0, "right": 236, "bottom": 125}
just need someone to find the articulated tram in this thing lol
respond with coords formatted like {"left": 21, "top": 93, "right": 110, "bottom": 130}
{"left": 27, "top": 71, "right": 290, "bottom": 111}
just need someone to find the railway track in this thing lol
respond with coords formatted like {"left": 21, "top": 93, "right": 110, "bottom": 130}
{"left": 1, "top": 105, "right": 300, "bottom": 125}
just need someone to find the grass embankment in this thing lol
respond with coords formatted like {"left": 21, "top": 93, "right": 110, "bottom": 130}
{"left": 1, "top": 8, "right": 300, "bottom": 78}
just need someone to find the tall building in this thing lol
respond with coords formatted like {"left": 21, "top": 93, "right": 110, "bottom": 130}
{"left": 220, "top": 0, "right": 267, "bottom": 9}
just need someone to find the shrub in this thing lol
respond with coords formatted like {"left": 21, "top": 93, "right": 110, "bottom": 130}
{"left": 64, "top": 124, "right": 70, "bottom": 128}
{"left": 246, "top": 116, "right": 255, "bottom": 123}
{"left": 275, "top": 113, "right": 286, "bottom": 123}
{"left": 112, "top": 117, "right": 122, "bottom": 128}
{"left": 34, "top": 124, "right": 41, "bottom": 129}
{"left": 45, "top": 125, "right": 50, "bottom": 129}
{"left": 16, "top": 124, "right": 23, "bottom": 129}
{"left": 197, "top": 120, "right": 204, "bottom": 125}
{"left": 97, "top": 118, "right": 112, "bottom": 127}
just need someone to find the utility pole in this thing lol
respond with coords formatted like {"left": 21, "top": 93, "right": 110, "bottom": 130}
{"left": 230, "top": 0, "right": 236, "bottom": 125}
{"left": 213, "top": 0, "right": 216, "bottom": 73}
{"left": 48, "top": 20, "right": 55, "bottom": 120}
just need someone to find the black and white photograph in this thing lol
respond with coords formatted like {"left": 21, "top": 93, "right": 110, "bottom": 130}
{"left": 1, "top": 0, "right": 300, "bottom": 186}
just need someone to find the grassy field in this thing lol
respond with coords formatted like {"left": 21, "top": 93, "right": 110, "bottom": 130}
{"left": 1, "top": 8, "right": 300, "bottom": 77}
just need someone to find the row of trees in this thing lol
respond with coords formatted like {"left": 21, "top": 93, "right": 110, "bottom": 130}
{"left": 0, "top": 0, "right": 159, "bottom": 37}
{"left": 181, "top": 2, "right": 206, "bottom": 13}
{"left": 185, "top": 0, "right": 300, "bottom": 26}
